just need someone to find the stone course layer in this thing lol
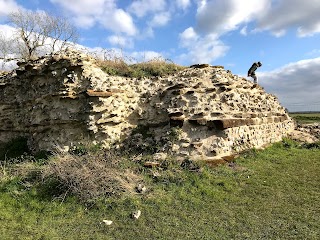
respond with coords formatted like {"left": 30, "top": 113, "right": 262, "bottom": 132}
{"left": 0, "top": 50, "right": 294, "bottom": 160}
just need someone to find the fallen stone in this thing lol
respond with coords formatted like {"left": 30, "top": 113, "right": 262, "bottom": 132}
{"left": 288, "top": 130, "right": 318, "bottom": 143}
{"left": 136, "top": 184, "right": 147, "bottom": 194}
{"left": 132, "top": 210, "right": 141, "bottom": 220}
{"left": 102, "top": 220, "right": 113, "bottom": 225}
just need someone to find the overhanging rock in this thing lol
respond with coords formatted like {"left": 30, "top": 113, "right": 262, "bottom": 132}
{"left": 0, "top": 50, "right": 294, "bottom": 160}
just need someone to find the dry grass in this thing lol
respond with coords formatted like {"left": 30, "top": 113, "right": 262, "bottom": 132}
{"left": 43, "top": 151, "right": 141, "bottom": 201}
{"left": 96, "top": 56, "right": 185, "bottom": 78}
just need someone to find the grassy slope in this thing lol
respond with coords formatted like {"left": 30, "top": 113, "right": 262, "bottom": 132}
{"left": 1, "top": 142, "right": 319, "bottom": 240}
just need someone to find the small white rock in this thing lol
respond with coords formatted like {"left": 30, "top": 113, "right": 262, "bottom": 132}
{"left": 102, "top": 220, "right": 113, "bottom": 225}
{"left": 136, "top": 184, "right": 147, "bottom": 194}
{"left": 132, "top": 210, "right": 141, "bottom": 220}
{"left": 153, "top": 152, "right": 167, "bottom": 161}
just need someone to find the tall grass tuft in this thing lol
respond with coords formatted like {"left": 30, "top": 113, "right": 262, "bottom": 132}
{"left": 96, "top": 56, "right": 185, "bottom": 78}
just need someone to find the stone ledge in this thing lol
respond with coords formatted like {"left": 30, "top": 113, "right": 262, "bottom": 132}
{"left": 86, "top": 90, "right": 113, "bottom": 97}
{"left": 86, "top": 89, "right": 126, "bottom": 97}
{"left": 189, "top": 64, "right": 210, "bottom": 68}
{"left": 186, "top": 116, "right": 290, "bottom": 130}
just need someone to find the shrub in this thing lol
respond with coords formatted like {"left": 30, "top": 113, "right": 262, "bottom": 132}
{"left": 301, "top": 141, "right": 320, "bottom": 149}
{"left": 281, "top": 138, "right": 300, "bottom": 148}
{"left": 43, "top": 151, "right": 141, "bottom": 201}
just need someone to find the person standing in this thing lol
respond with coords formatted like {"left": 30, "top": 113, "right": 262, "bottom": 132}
{"left": 247, "top": 61, "right": 262, "bottom": 84}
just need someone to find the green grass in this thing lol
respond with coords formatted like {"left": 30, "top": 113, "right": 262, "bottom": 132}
{"left": 1, "top": 141, "right": 319, "bottom": 239}
{"left": 97, "top": 58, "right": 185, "bottom": 78}
{"left": 290, "top": 112, "right": 320, "bottom": 124}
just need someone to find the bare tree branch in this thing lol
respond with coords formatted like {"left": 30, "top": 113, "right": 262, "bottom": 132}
{"left": 0, "top": 9, "right": 79, "bottom": 62}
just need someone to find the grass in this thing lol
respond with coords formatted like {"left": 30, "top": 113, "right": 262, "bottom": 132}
{"left": 290, "top": 112, "right": 320, "bottom": 124}
{"left": 0, "top": 139, "right": 320, "bottom": 239}
{"left": 96, "top": 57, "right": 185, "bottom": 78}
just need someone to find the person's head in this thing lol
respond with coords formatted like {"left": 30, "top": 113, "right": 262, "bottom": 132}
{"left": 257, "top": 61, "right": 262, "bottom": 67}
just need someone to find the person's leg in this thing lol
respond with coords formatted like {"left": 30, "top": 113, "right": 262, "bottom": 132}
{"left": 252, "top": 74, "right": 257, "bottom": 84}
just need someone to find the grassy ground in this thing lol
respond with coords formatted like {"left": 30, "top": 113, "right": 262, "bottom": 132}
{"left": 290, "top": 112, "right": 320, "bottom": 124}
{"left": 0, "top": 139, "right": 319, "bottom": 239}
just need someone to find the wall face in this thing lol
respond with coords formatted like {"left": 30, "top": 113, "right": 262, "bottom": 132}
{"left": 0, "top": 51, "right": 94, "bottom": 151}
{"left": 0, "top": 50, "right": 294, "bottom": 160}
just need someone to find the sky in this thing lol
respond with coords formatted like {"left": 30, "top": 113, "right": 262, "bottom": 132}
{"left": 0, "top": 0, "right": 320, "bottom": 112}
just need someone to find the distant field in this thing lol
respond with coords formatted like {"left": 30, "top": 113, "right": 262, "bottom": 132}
{"left": 289, "top": 112, "right": 320, "bottom": 124}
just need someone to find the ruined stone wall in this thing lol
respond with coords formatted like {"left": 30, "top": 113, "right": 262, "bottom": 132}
{"left": 0, "top": 50, "right": 294, "bottom": 160}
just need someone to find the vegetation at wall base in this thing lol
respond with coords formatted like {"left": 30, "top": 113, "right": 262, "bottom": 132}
{"left": 0, "top": 138, "right": 319, "bottom": 239}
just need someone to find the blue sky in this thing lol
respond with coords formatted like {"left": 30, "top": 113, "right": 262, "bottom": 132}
{"left": 1, "top": 0, "right": 320, "bottom": 111}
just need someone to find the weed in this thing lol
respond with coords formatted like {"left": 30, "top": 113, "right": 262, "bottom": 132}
{"left": 69, "top": 142, "right": 102, "bottom": 156}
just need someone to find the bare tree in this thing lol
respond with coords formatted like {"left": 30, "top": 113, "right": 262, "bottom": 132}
{"left": 0, "top": 32, "right": 12, "bottom": 67}
{"left": 47, "top": 14, "right": 79, "bottom": 54}
{"left": 0, "top": 9, "right": 79, "bottom": 61}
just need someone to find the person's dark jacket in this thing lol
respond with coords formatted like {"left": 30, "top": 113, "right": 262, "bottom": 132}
{"left": 248, "top": 62, "right": 259, "bottom": 76}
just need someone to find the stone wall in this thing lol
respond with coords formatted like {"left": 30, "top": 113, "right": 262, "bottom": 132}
{"left": 0, "top": 50, "right": 294, "bottom": 160}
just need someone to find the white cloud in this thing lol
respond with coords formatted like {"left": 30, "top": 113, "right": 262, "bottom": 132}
{"left": 50, "top": 0, "right": 111, "bottom": 20}
{"left": 0, "top": 0, "right": 22, "bottom": 18}
{"left": 131, "top": 50, "right": 163, "bottom": 62}
{"left": 259, "top": 58, "right": 320, "bottom": 111}
{"left": 178, "top": 0, "right": 269, "bottom": 64}
{"left": 196, "top": 0, "right": 270, "bottom": 35}
{"left": 240, "top": 26, "right": 247, "bottom": 36}
{"left": 73, "top": 15, "right": 96, "bottom": 28}
{"left": 179, "top": 32, "right": 229, "bottom": 64}
{"left": 176, "top": 0, "right": 191, "bottom": 10}
{"left": 150, "top": 12, "right": 171, "bottom": 27}
{"left": 51, "top": 0, "right": 137, "bottom": 36}
{"left": 51, "top": 0, "right": 111, "bottom": 16}
{"left": 0, "top": 59, "right": 17, "bottom": 70}
{"left": 257, "top": 0, "right": 320, "bottom": 37}
{"left": 194, "top": 0, "right": 320, "bottom": 38}
{"left": 306, "top": 49, "right": 320, "bottom": 57}
{"left": 270, "top": 29, "right": 286, "bottom": 38}
{"left": 100, "top": 9, "right": 137, "bottom": 36}
{"left": 107, "top": 35, "right": 134, "bottom": 49}
{"left": 0, "top": 24, "right": 15, "bottom": 37}
{"left": 297, "top": 22, "right": 320, "bottom": 38}
{"left": 180, "top": 27, "right": 199, "bottom": 47}
{"left": 128, "top": 0, "right": 166, "bottom": 18}
{"left": 180, "top": 0, "right": 320, "bottom": 66}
